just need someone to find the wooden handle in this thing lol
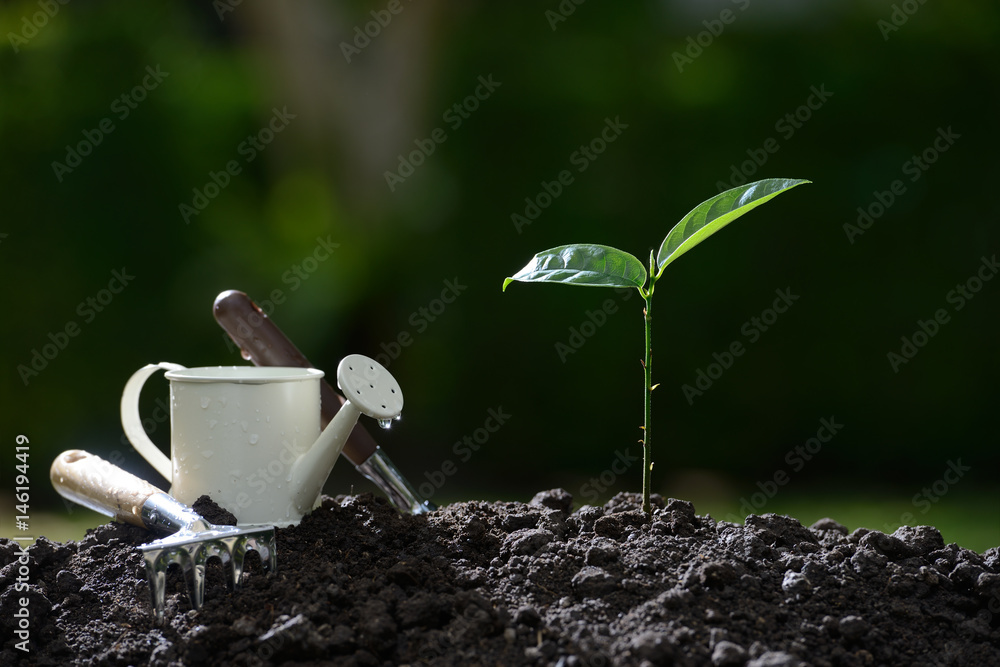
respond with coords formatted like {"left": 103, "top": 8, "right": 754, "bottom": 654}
{"left": 50, "top": 450, "right": 166, "bottom": 528}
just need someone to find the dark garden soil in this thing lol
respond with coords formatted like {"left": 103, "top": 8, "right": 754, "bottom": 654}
{"left": 1, "top": 490, "right": 998, "bottom": 666}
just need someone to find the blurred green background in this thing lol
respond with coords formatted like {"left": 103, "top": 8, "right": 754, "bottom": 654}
{"left": 2, "top": 1, "right": 997, "bottom": 552}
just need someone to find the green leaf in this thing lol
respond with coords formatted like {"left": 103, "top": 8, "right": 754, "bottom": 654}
{"left": 656, "top": 178, "right": 810, "bottom": 276}
{"left": 502, "top": 244, "right": 647, "bottom": 291}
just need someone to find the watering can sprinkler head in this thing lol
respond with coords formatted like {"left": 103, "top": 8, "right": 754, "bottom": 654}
{"left": 336, "top": 354, "right": 404, "bottom": 425}
{"left": 289, "top": 355, "right": 403, "bottom": 516}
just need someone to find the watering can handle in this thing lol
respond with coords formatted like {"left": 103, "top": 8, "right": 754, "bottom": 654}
{"left": 120, "top": 362, "right": 185, "bottom": 483}
{"left": 50, "top": 449, "right": 165, "bottom": 528}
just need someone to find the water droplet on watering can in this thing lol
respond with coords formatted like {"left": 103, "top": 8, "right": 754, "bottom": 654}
{"left": 241, "top": 349, "right": 252, "bottom": 361}
{"left": 377, "top": 419, "right": 392, "bottom": 430}
{"left": 208, "top": 420, "right": 218, "bottom": 429}
{"left": 249, "top": 434, "right": 259, "bottom": 445}
{"left": 241, "top": 421, "right": 249, "bottom": 432}
{"left": 202, "top": 450, "right": 214, "bottom": 459}
{"left": 200, "top": 396, "right": 211, "bottom": 409}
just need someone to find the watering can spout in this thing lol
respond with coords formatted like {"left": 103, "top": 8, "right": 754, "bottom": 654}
{"left": 289, "top": 355, "right": 403, "bottom": 516}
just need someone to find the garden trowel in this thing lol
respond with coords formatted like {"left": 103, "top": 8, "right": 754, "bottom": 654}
{"left": 213, "top": 289, "right": 434, "bottom": 514}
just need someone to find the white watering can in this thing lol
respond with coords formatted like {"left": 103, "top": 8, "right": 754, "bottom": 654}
{"left": 121, "top": 354, "right": 403, "bottom": 526}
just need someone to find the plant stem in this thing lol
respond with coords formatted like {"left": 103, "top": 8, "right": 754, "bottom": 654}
{"left": 642, "top": 262, "right": 655, "bottom": 515}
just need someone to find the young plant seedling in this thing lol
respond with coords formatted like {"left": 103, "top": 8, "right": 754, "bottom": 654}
{"left": 502, "top": 178, "right": 810, "bottom": 514}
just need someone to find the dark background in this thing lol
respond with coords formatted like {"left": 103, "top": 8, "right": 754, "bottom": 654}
{"left": 2, "top": 1, "right": 997, "bottom": 548}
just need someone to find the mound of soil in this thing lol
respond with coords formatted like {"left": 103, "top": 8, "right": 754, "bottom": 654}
{"left": 1, "top": 490, "right": 998, "bottom": 666}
